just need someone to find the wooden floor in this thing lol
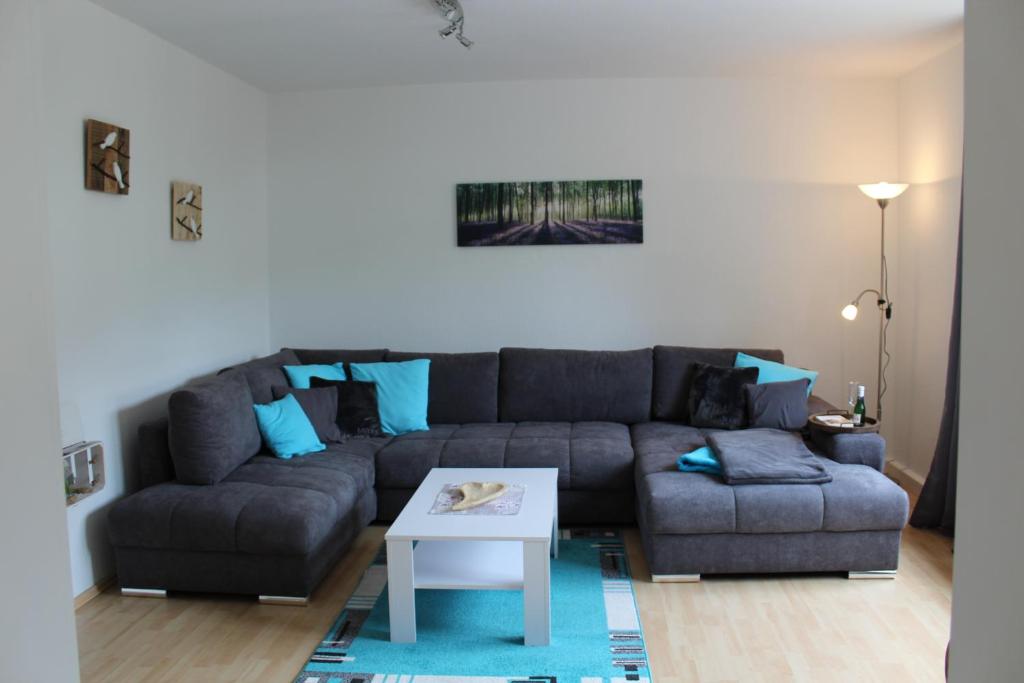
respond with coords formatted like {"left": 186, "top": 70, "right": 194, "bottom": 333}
{"left": 76, "top": 525, "right": 952, "bottom": 683}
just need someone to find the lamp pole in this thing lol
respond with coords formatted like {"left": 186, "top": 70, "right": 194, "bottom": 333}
{"left": 876, "top": 198, "right": 889, "bottom": 422}
{"left": 847, "top": 182, "right": 906, "bottom": 424}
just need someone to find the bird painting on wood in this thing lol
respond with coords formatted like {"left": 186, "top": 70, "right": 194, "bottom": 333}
{"left": 171, "top": 181, "right": 203, "bottom": 241}
{"left": 85, "top": 119, "right": 130, "bottom": 195}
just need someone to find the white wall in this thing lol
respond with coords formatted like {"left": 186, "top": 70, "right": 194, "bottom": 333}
{"left": 0, "top": 0, "right": 80, "bottom": 679}
{"left": 37, "top": 6, "right": 962, "bottom": 601}
{"left": 888, "top": 44, "right": 963, "bottom": 482}
{"left": 41, "top": 0, "right": 271, "bottom": 596}
{"left": 951, "top": 0, "right": 1024, "bottom": 679}
{"left": 268, "top": 78, "right": 900, "bottom": 408}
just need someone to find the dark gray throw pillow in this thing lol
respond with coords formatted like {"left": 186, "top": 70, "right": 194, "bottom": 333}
{"left": 271, "top": 385, "right": 344, "bottom": 443}
{"left": 688, "top": 363, "right": 760, "bottom": 430}
{"left": 310, "top": 377, "right": 385, "bottom": 438}
{"left": 744, "top": 378, "right": 811, "bottom": 430}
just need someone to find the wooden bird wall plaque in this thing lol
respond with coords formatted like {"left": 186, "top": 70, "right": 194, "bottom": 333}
{"left": 171, "top": 181, "right": 203, "bottom": 241}
{"left": 85, "top": 119, "right": 130, "bottom": 195}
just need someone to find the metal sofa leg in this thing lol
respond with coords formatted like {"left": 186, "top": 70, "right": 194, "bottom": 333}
{"left": 258, "top": 594, "right": 309, "bottom": 606}
{"left": 121, "top": 588, "right": 167, "bottom": 598}
{"left": 847, "top": 570, "right": 897, "bottom": 580}
{"left": 651, "top": 574, "right": 701, "bottom": 583}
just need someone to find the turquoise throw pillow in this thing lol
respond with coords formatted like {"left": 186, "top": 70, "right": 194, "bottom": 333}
{"left": 734, "top": 352, "right": 817, "bottom": 396}
{"left": 349, "top": 360, "right": 430, "bottom": 436}
{"left": 283, "top": 363, "right": 346, "bottom": 389}
{"left": 252, "top": 393, "right": 326, "bottom": 459}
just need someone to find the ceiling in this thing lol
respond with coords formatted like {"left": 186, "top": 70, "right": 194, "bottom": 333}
{"left": 91, "top": 0, "right": 964, "bottom": 93}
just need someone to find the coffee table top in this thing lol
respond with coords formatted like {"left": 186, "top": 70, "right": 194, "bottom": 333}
{"left": 385, "top": 468, "right": 558, "bottom": 543}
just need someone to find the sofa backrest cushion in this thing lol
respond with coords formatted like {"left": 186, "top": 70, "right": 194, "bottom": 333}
{"left": 138, "top": 417, "right": 174, "bottom": 487}
{"left": 387, "top": 351, "right": 499, "bottom": 424}
{"left": 652, "top": 346, "right": 784, "bottom": 423}
{"left": 499, "top": 348, "right": 653, "bottom": 423}
{"left": 167, "top": 370, "right": 261, "bottom": 485}
{"left": 288, "top": 348, "right": 389, "bottom": 365}
{"left": 218, "top": 349, "right": 300, "bottom": 404}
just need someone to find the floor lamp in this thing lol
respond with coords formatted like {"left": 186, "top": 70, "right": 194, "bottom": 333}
{"left": 841, "top": 182, "right": 909, "bottom": 422}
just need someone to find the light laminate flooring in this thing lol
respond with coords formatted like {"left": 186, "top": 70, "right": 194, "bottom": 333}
{"left": 76, "top": 524, "right": 952, "bottom": 682}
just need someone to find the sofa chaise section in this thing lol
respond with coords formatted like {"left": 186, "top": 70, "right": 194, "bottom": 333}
{"left": 108, "top": 443, "right": 379, "bottom": 600}
{"left": 633, "top": 346, "right": 909, "bottom": 580}
{"left": 108, "top": 351, "right": 388, "bottom": 602}
{"left": 632, "top": 421, "right": 909, "bottom": 580}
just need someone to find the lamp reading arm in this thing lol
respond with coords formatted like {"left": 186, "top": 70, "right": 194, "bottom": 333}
{"left": 851, "top": 288, "right": 885, "bottom": 308}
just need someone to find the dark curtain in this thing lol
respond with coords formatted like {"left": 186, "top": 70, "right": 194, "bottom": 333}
{"left": 909, "top": 180, "right": 962, "bottom": 534}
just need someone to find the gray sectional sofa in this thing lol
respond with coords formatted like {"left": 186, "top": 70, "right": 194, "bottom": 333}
{"left": 107, "top": 345, "right": 909, "bottom": 602}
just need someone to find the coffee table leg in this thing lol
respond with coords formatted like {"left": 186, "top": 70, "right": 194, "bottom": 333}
{"left": 551, "top": 500, "right": 559, "bottom": 559}
{"left": 387, "top": 539, "right": 416, "bottom": 643}
{"left": 523, "top": 539, "right": 551, "bottom": 646}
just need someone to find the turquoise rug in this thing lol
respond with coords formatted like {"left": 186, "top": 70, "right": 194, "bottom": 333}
{"left": 295, "top": 530, "right": 651, "bottom": 683}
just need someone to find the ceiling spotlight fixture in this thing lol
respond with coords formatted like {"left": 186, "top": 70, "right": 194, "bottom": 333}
{"left": 434, "top": 0, "right": 473, "bottom": 49}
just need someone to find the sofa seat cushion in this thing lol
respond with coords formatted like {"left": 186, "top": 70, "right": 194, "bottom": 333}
{"left": 636, "top": 456, "right": 908, "bottom": 535}
{"left": 631, "top": 422, "right": 708, "bottom": 477}
{"left": 108, "top": 444, "right": 382, "bottom": 556}
{"left": 233, "top": 440, "right": 385, "bottom": 493}
{"left": 374, "top": 422, "right": 634, "bottom": 492}
{"left": 819, "top": 462, "right": 910, "bottom": 532}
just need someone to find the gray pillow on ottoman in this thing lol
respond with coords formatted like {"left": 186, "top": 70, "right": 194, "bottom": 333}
{"left": 744, "top": 378, "right": 811, "bottom": 430}
{"left": 271, "top": 385, "right": 344, "bottom": 443}
{"left": 688, "top": 363, "right": 760, "bottom": 430}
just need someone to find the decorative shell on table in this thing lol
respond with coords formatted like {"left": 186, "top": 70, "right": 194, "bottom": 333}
{"left": 451, "top": 481, "right": 509, "bottom": 511}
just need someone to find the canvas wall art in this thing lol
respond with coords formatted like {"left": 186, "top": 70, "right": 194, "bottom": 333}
{"left": 457, "top": 179, "right": 643, "bottom": 246}
{"left": 85, "top": 119, "right": 130, "bottom": 195}
{"left": 171, "top": 181, "right": 203, "bottom": 241}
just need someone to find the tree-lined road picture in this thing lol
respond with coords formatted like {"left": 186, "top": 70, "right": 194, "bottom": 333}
{"left": 457, "top": 180, "right": 643, "bottom": 246}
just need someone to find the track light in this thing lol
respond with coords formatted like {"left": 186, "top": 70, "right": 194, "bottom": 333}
{"left": 434, "top": 0, "right": 473, "bottom": 49}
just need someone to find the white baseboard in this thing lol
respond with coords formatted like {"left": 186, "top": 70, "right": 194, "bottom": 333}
{"left": 886, "top": 459, "right": 925, "bottom": 496}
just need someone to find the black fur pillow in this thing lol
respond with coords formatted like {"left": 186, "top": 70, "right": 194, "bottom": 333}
{"left": 688, "top": 363, "right": 760, "bottom": 430}
{"left": 310, "top": 377, "right": 385, "bottom": 438}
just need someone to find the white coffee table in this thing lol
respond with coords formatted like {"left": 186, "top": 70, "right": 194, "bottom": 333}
{"left": 384, "top": 467, "right": 559, "bottom": 646}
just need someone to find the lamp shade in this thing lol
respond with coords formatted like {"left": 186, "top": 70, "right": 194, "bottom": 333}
{"left": 841, "top": 304, "right": 859, "bottom": 321}
{"left": 858, "top": 182, "right": 909, "bottom": 201}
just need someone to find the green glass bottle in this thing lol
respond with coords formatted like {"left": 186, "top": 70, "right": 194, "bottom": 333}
{"left": 852, "top": 385, "right": 867, "bottom": 426}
